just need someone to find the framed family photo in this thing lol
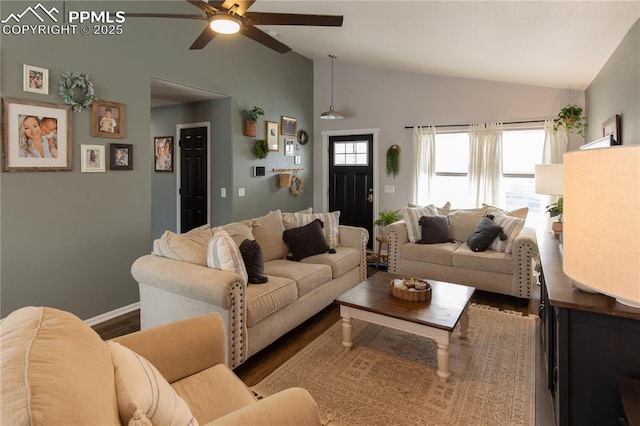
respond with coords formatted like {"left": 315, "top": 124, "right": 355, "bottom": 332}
{"left": 23, "top": 64, "right": 49, "bottom": 95}
{"left": 110, "top": 143, "right": 133, "bottom": 170}
{"left": 281, "top": 116, "right": 297, "bottom": 136}
{"left": 2, "top": 97, "right": 72, "bottom": 172}
{"left": 91, "top": 100, "right": 125, "bottom": 138}
{"left": 154, "top": 136, "right": 173, "bottom": 172}
{"left": 80, "top": 144, "right": 105, "bottom": 173}
{"left": 266, "top": 121, "right": 280, "bottom": 152}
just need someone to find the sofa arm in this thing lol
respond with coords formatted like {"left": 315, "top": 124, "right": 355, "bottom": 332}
{"left": 131, "top": 254, "right": 248, "bottom": 368}
{"left": 511, "top": 226, "right": 539, "bottom": 299}
{"left": 386, "top": 220, "right": 408, "bottom": 273}
{"left": 113, "top": 313, "right": 227, "bottom": 383}
{"left": 339, "top": 225, "right": 369, "bottom": 281}
{"left": 208, "top": 388, "right": 321, "bottom": 426}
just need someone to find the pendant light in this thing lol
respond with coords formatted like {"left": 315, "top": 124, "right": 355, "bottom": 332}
{"left": 320, "top": 54, "right": 344, "bottom": 120}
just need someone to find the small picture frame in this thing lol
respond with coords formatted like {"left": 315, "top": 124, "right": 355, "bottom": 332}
{"left": 281, "top": 116, "right": 297, "bottom": 136}
{"left": 23, "top": 64, "right": 49, "bottom": 95}
{"left": 284, "top": 139, "right": 295, "bottom": 156}
{"left": 294, "top": 155, "right": 301, "bottom": 165}
{"left": 266, "top": 121, "right": 279, "bottom": 152}
{"left": 80, "top": 144, "right": 105, "bottom": 173}
{"left": 154, "top": 136, "right": 174, "bottom": 172}
{"left": 91, "top": 100, "right": 125, "bottom": 139}
{"left": 110, "top": 143, "right": 133, "bottom": 170}
{"left": 2, "top": 97, "right": 72, "bottom": 172}
{"left": 602, "top": 114, "right": 621, "bottom": 145}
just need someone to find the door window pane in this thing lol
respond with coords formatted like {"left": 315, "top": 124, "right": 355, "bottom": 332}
{"left": 334, "top": 141, "right": 368, "bottom": 166}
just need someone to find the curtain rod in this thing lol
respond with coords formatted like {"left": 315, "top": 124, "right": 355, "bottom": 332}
{"left": 404, "top": 119, "right": 547, "bottom": 129}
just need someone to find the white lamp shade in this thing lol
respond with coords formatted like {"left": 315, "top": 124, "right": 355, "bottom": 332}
{"left": 563, "top": 145, "right": 640, "bottom": 308}
{"left": 535, "top": 164, "right": 564, "bottom": 195}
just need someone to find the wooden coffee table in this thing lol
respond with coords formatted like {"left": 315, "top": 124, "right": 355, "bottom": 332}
{"left": 335, "top": 271, "right": 475, "bottom": 382}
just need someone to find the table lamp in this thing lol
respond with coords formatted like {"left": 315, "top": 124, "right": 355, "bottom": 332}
{"left": 563, "top": 145, "right": 640, "bottom": 308}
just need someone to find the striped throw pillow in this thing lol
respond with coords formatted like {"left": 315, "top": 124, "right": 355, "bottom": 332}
{"left": 490, "top": 213, "right": 525, "bottom": 253}
{"left": 282, "top": 211, "right": 341, "bottom": 248}
{"left": 207, "top": 230, "right": 248, "bottom": 285}
{"left": 401, "top": 205, "right": 438, "bottom": 243}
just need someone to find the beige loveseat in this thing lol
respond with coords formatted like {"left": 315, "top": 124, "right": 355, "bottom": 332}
{"left": 387, "top": 205, "right": 538, "bottom": 300}
{"left": 132, "top": 209, "right": 368, "bottom": 368}
{"left": 1, "top": 306, "right": 321, "bottom": 425}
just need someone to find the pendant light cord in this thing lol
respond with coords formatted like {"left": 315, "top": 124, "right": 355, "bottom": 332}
{"left": 329, "top": 54, "right": 336, "bottom": 106}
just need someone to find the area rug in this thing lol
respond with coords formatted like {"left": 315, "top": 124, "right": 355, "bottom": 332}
{"left": 252, "top": 304, "right": 537, "bottom": 426}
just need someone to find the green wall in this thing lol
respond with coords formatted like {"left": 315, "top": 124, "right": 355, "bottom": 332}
{"left": 0, "top": 1, "right": 314, "bottom": 319}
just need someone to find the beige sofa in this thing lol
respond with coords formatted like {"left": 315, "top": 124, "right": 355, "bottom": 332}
{"left": 387, "top": 205, "right": 539, "bottom": 300}
{"left": 132, "top": 209, "right": 369, "bottom": 368}
{"left": 1, "top": 306, "right": 321, "bottom": 426}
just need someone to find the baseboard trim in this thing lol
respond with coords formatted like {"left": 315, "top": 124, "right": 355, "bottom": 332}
{"left": 84, "top": 302, "right": 140, "bottom": 327}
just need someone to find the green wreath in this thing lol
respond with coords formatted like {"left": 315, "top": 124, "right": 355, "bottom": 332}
{"left": 59, "top": 72, "right": 96, "bottom": 112}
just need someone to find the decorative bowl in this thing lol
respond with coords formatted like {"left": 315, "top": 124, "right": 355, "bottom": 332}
{"left": 389, "top": 278, "right": 432, "bottom": 302}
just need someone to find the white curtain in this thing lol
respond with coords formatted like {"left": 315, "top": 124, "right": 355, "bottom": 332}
{"left": 412, "top": 126, "right": 436, "bottom": 206}
{"left": 542, "top": 119, "right": 568, "bottom": 164}
{"left": 468, "top": 123, "right": 503, "bottom": 207}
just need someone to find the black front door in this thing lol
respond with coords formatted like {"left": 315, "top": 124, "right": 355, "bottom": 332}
{"left": 329, "top": 134, "right": 374, "bottom": 249}
{"left": 180, "top": 126, "right": 207, "bottom": 232}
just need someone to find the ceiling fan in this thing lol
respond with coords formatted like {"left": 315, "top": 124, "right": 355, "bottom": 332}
{"left": 127, "top": 0, "right": 343, "bottom": 54}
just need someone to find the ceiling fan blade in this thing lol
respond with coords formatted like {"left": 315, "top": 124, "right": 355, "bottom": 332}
{"left": 244, "top": 12, "right": 343, "bottom": 27}
{"left": 126, "top": 13, "right": 205, "bottom": 20}
{"left": 186, "top": 0, "right": 219, "bottom": 15}
{"left": 190, "top": 26, "right": 217, "bottom": 50}
{"left": 240, "top": 26, "right": 291, "bottom": 54}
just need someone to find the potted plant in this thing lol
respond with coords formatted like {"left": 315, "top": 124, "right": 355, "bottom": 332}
{"left": 244, "top": 106, "right": 265, "bottom": 137}
{"left": 374, "top": 209, "right": 402, "bottom": 239}
{"left": 553, "top": 105, "right": 587, "bottom": 138}
{"left": 545, "top": 197, "right": 563, "bottom": 236}
{"left": 254, "top": 139, "right": 269, "bottom": 159}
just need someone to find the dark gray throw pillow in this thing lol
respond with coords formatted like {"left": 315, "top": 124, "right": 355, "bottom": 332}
{"left": 283, "top": 219, "right": 331, "bottom": 261}
{"left": 239, "top": 239, "right": 268, "bottom": 284}
{"left": 467, "top": 215, "right": 505, "bottom": 252}
{"left": 416, "top": 215, "right": 451, "bottom": 244}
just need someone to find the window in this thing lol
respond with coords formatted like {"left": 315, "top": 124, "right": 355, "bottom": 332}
{"left": 333, "top": 141, "right": 368, "bottom": 166}
{"left": 424, "top": 128, "right": 546, "bottom": 214}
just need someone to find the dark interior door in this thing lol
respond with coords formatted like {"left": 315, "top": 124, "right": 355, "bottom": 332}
{"left": 180, "top": 126, "right": 208, "bottom": 232}
{"left": 329, "top": 134, "right": 374, "bottom": 249}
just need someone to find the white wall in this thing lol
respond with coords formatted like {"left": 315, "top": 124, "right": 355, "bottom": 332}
{"left": 313, "top": 61, "right": 585, "bottom": 214}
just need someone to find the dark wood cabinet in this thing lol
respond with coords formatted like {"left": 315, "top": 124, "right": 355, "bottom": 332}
{"left": 537, "top": 231, "right": 640, "bottom": 426}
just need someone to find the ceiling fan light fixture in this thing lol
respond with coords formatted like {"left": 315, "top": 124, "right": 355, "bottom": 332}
{"left": 320, "top": 54, "right": 344, "bottom": 120}
{"left": 209, "top": 13, "right": 241, "bottom": 34}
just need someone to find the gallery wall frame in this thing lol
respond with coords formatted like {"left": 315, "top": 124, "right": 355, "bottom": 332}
{"left": 91, "top": 100, "right": 125, "bottom": 138}
{"left": 2, "top": 97, "right": 72, "bottom": 172}
{"left": 110, "top": 143, "right": 133, "bottom": 170}
{"left": 154, "top": 136, "right": 174, "bottom": 172}
{"left": 602, "top": 114, "right": 621, "bottom": 145}
{"left": 80, "top": 144, "right": 105, "bottom": 173}
{"left": 23, "top": 64, "right": 49, "bottom": 95}
{"left": 266, "top": 121, "right": 280, "bottom": 151}
{"left": 281, "top": 116, "right": 297, "bottom": 136}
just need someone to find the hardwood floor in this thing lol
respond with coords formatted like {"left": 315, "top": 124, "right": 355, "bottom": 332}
{"left": 94, "top": 267, "right": 553, "bottom": 425}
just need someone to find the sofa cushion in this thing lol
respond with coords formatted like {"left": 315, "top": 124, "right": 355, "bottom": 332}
{"left": 207, "top": 229, "right": 248, "bottom": 285}
{"left": 281, "top": 207, "right": 313, "bottom": 224}
{"left": 301, "top": 246, "right": 360, "bottom": 279}
{"left": 490, "top": 213, "right": 526, "bottom": 253}
{"left": 483, "top": 203, "right": 529, "bottom": 219}
{"left": 466, "top": 216, "right": 504, "bottom": 252}
{"left": 400, "top": 241, "right": 461, "bottom": 266}
{"left": 452, "top": 244, "right": 513, "bottom": 275}
{"left": 153, "top": 224, "right": 211, "bottom": 266}
{"left": 108, "top": 341, "right": 198, "bottom": 426}
{"left": 172, "top": 364, "right": 256, "bottom": 424}
{"left": 417, "top": 215, "right": 451, "bottom": 244}
{"left": 251, "top": 210, "right": 289, "bottom": 261}
{"left": 263, "top": 259, "right": 333, "bottom": 298}
{"left": 448, "top": 209, "right": 487, "bottom": 242}
{"left": 408, "top": 201, "right": 451, "bottom": 215}
{"left": 401, "top": 205, "right": 438, "bottom": 243}
{"left": 246, "top": 275, "right": 298, "bottom": 326}
{"left": 0, "top": 307, "right": 120, "bottom": 426}
{"left": 215, "top": 222, "right": 254, "bottom": 248}
{"left": 282, "top": 211, "right": 341, "bottom": 248}
{"left": 283, "top": 219, "right": 330, "bottom": 261}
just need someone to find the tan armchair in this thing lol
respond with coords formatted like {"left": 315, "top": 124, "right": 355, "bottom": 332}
{"left": 1, "top": 306, "right": 321, "bottom": 426}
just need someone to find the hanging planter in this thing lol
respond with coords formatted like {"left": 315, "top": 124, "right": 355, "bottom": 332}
{"left": 244, "top": 106, "right": 264, "bottom": 137}
{"left": 553, "top": 105, "right": 587, "bottom": 138}
{"left": 386, "top": 144, "right": 401, "bottom": 178}
{"left": 279, "top": 173, "right": 293, "bottom": 188}
{"left": 254, "top": 139, "right": 269, "bottom": 159}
